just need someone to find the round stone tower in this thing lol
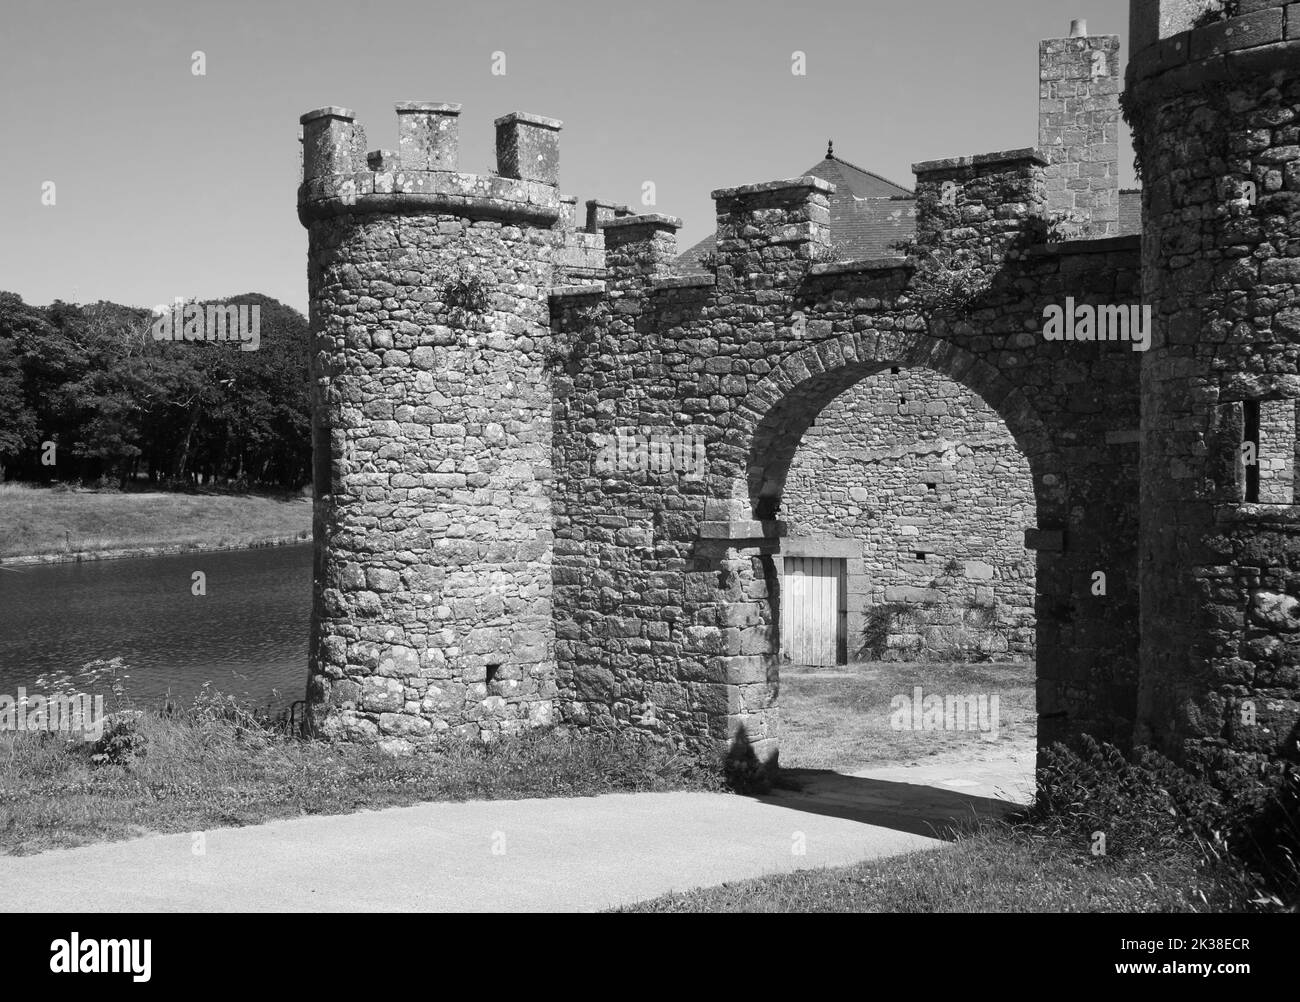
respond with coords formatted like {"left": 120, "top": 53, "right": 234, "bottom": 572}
{"left": 1127, "top": 2, "right": 1300, "bottom": 790}
{"left": 297, "top": 103, "right": 563, "bottom": 751}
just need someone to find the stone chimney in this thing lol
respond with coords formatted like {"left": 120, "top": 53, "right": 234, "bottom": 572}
{"left": 1038, "top": 20, "right": 1121, "bottom": 237}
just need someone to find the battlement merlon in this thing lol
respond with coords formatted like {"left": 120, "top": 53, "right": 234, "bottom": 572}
{"left": 711, "top": 176, "right": 833, "bottom": 288}
{"left": 599, "top": 214, "right": 682, "bottom": 290}
{"left": 586, "top": 200, "right": 633, "bottom": 233}
{"left": 912, "top": 148, "right": 1048, "bottom": 254}
{"left": 396, "top": 102, "right": 462, "bottom": 170}
{"left": 300, "top": 106, "right": 366, "bottom": 182}
{"left": 495, "top": 111, "right": 562, "bottom": 186}
{"left": 1129, "top": 0, "right": 1216, "bottom": 54}
{"left": 297, "top": 104, "right": 563, "bottom": 228}
{"left": 1126, "top": 3, "right": 1299, "bottom": 95}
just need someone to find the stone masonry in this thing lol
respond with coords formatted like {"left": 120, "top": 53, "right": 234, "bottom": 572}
{"left": 298, "top": 5, "right": 1300, "bottom": 795}
{"left": 782, "top": 369, "right": 1035, "bottom": 661}
{"left": 1040, "top": 19, "right": 1123, "bottom": 237}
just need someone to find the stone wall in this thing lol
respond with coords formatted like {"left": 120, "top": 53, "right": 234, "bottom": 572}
{"left": 550, "top": 154, "right": 1143, "bottom": 769}
{"left": 294, "top": 11, "right": 1300, "bottom": 794}
{"left": 1039, "top": 23, "right": 1122, "bottom": 237}
{"left": 1127, "top": 1, "right": 1300, "bottom": 798}
{"left": 299, "top": 107, "right": 563, "bottom": 751}
{"left": 782, "top": 367, "right": 1035, "bottom": 662}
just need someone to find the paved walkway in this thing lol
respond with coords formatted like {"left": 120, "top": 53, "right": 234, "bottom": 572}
{"left": 1, "top": 761, "right": 1033, "bottom": 912}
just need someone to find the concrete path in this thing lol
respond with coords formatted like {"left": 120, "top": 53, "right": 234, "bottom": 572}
{"left": 1, "top": 763, "right": 1033, "bottom": 912}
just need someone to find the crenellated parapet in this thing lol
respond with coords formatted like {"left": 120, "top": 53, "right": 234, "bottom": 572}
{"left": 297, "top": 104, "right": 563, "bottom": 227}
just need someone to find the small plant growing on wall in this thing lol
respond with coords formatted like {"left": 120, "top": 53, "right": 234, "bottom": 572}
{"left": 1191, "top": 0, "right": 1239, "bottom": 30}
{"left": 890, "top": 237, "right": 992, "bottom": 319}
{"left": 544, "top": 303, "right": 601, "bottom": 372}
{"left": 810, "top": 239, "right": 853, "bottom": 264}
{"left": 443, "top": 267, "right": 492, "bottom": 314}
{"left": 1047, "top": 209, "right": 1089, "bottom": 243}
{"left": 695, "top": 250, "right": 720, "bottom": 272}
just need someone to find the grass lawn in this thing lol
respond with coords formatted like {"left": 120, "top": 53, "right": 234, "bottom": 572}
{"left": 778, "top": 659, "right": 1035, "bottom": 773}
{"left": 0, "top": 482, "right": 311, "bottom": 559}
{"left": 0, "top": 709, "right": 723, "bottom": 855}
{"left": 618, "top": 829, "right": 1241, "bottom": 913}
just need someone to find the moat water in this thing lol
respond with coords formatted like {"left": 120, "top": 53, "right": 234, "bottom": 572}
{"left": 0, "top": 543, "right": 312, "bottom": 713}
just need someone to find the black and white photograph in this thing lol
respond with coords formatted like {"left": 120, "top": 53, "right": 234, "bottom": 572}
{"left": 0, "top": 0, "right": 1294, "bottom": 976}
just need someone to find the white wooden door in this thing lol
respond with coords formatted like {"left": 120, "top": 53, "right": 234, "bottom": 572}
{"left": 781, "top": 556, "right": 847, "bottom": 666}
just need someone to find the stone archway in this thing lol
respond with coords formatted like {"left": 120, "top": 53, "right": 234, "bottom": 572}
{"left": 733, "top": 333, "right": 1064, "bottom": 522}
{"left": 707, "top": 331, "right": 1063, "bottom": 773}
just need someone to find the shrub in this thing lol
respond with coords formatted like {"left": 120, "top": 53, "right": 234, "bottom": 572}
{"left": 861, "top": 602, "right": 911, "bottom": 659}
{"left": 1025, "top": 736, "right": 1299, "bottom": 910}
{"left": 1046, "top": 210, "right": 1089, "bottom": 243}
{"left": 889, "top": 239, "right": 992, "bottom": 318}
{"left": 88, "top": 711, "right": 148, "bottom": 765}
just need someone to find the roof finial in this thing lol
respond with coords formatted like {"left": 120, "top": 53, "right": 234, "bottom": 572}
{"left": 826, "top": 139, "right": 834, "bottom": 159}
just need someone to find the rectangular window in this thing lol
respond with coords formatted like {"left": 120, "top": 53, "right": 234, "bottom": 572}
{"left": 1244, "top": 400, "right": 1261, "bottom": 503}
{"left": 1257, "top": 398, "right": 1297, "bottom": 503}
{"left": 1242, "top": 398, "right": 1298, "bottom": 504}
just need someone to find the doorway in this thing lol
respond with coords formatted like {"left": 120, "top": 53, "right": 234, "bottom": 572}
{"left": 780, "top": 555, "right": 847, "bottom": 666}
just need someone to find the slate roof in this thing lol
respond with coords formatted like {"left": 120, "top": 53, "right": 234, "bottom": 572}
{"left": 676, "top": 147, "right": 918, "bottom": 273}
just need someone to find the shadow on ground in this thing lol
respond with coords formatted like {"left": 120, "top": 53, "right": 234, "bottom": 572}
{"left": 756, "top": 768, "right": 1025, "bottom": 841}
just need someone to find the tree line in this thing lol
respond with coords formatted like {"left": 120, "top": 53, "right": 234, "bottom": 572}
{"left": 0, "top": 291, "right": 312, "bottom": 490}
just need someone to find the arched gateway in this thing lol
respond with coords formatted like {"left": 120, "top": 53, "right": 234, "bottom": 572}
{"left": 298, "top": 7, "right": 1300, "bottom": 793}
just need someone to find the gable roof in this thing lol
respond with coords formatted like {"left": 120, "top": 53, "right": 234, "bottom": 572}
{"left": 804, "top": 148, "right": 913, "bottom": 200}
{"left": 676, "top": 147, "right": 917, "bottom": 272}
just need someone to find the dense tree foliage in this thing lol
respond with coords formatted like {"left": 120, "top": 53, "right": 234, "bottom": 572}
{"left": 0, "top": 292, "right": 311, "bottom": 490}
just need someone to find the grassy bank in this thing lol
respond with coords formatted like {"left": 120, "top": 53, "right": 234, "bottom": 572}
{"left": 620, "top": 829, "right": 1242, "bottom": 912}
{"left": 0, "top": 696, "right": 725, "bottom": 856}
{"left": 0, "top": 482, "right": 311, "bottom": 560}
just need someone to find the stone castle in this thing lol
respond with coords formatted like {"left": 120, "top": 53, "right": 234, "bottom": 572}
{"left": 297, "top": 1, "right": 1300, "bottom": 792}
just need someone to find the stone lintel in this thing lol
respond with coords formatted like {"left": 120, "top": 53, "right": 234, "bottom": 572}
{"left": 781, "top": 536, "right": 861, "bottom": 558}
{"left": 549, "top": 283, "right": 606, "bottom": 299}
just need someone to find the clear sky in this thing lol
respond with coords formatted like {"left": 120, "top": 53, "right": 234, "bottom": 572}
{"left": 0, "top": 0, "right": 1134, "bottom": 314}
